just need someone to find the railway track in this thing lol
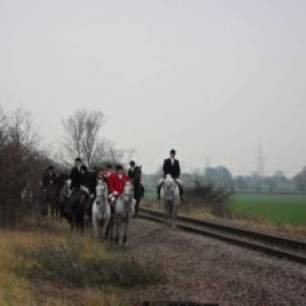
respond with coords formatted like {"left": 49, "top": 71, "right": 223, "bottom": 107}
{"left": 138, "top": 208, "right": 306, "bottom": 264}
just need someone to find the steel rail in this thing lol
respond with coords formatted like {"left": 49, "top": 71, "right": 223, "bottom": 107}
{"left": 138, "top": 208, "right": 306, "bottom": 264}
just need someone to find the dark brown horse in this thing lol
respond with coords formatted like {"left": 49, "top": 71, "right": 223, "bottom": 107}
{"left": 63, "top": 188, "right": 88, "bottom": 233}
{"left": 132, "top": 166, "right": 144, "bottom": 217}
{"left": 40, "top": 173, "right": 66, "bottom": 219}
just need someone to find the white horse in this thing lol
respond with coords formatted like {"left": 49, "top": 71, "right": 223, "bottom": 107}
{"left": 160, "top": 174, "right": 180, "bottom": 228}
{"left": 92, "top": 180, "right": 111, "bottom": 240}
{"left": 112, "top": 181, "right": 135, "bottom": 245}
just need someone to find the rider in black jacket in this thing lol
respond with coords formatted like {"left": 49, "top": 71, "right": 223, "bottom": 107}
{"left": 41, "top": 166, "right": 57, "bottom": 190}
{"left": 70, "top": 158, "right": 82, "bottom": 191}
{"left": 157, "top": 149, "right": 184, "bottom": 200}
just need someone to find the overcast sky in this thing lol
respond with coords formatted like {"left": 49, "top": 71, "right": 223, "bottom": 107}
{"left": 1, "top": 0, "right": 306, "bottom": 175}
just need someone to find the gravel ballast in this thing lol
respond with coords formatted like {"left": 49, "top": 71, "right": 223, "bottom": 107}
{"left": 126, "top": 219, "right": 306, "bottom": 306}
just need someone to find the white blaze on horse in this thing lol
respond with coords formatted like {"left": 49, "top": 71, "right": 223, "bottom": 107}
{"left": 160, "top": 174, "right": 180, "bottom": 228}
{"left": 92, "top": 179, "right": 111, "bottom": 240}
{"left": 111, "top": 181, "right": 135, "bottom": 245}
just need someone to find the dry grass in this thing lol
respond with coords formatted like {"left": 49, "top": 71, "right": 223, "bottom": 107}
{"left": 0, "top": 218, "right": 159, "bottom": 306}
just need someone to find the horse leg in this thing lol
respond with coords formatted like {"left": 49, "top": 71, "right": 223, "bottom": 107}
{"left": 55, "top": 200, "right": 60, "bottom": 220}
{"left": 123, "top": 218, "right": 129, "bottom": 246}
{"left": 102, "top": 216, "right": 110, "bottom": 240}
{"left": 54, "top": 202, "right": 58, "bottom": 220}
{"left": 135, "top": 200, "right": 140, "bottom": 217}
{"left": 168, "top": 203, "right": 172, "bottom": 227}
{"left": 109, "top": 218, "right": 113, "bottom": 244}
{"left": 165, "top": 203, "right": 168, "bottom": 227}
{"left": 50, "top": 200, "right": 55, "bottom": 219}
{"left": 115, "top": 218, "right": 120, "bottom": 244}
{"left": 80, "top": 212, "right": 85, "bottom": 234}
{"left": 163, "top": 201, "right": 167, "bottom": 225}
{"left": 45, "top": 200, "right": 49, "bottom": 218}
{"left": 92, "top": 213, "right": 99, "bottom": 238}
{"left": 70, "top": 220, "right": 75, "bottom": 232}
{"left": 171, "top": 202, "right": 176, "bottom": 229}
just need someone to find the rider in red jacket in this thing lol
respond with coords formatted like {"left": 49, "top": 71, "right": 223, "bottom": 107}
{"left": 108, "top": 165, "right": 129, "bottom": 203}
{"left": 98, "top": 164, "right": 113, "bottom": 186}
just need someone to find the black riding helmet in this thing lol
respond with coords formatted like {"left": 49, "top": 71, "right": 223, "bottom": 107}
{"left": 80, "top": 165, "right": 88, "bottom": 172}
{"left": 116, "top": 164, "right": 124, "bottom": 171}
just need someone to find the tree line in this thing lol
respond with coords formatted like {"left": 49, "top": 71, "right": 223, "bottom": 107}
{"left": 143, "top": 166, "right": 306, "bottom": 195}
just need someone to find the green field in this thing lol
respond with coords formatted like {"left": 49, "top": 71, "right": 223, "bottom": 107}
{"left": 228, "top": 194, "right": 306, "bottom": 225}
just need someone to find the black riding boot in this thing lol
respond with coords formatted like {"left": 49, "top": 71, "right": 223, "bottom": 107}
{"left": 157, "top": 185, "right": 161, "bottom": 200}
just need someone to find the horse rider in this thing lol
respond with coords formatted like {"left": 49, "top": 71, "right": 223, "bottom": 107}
{"left": 108, "top": 164, "right": 129, "bottom": 211}
{"left": 157, "top": 149, "right": 184, "bottom": 200}
{"left": 128, "top": 160, "right": 144, "bottom": 194}
{"left": 70, "top": 157, "right": 82, "bottom": 193}
{"left": 41, "top": 165, "right": 57, "bottom": 191}
{"left": 98, "top": 164, "right": 114, "bottom": 187}
{"left": 79, "top": 165, "right": 91, "bottom": 195}
{"left": 79, "top": 165, "right": 98, "bottom": 196}
{"left": 128, "top": 160, "right": 136, "bottom": 180}
{"left": 128, "top": 160, "right": 145, "bottom": 216}
{"left": 79, "top": 165, "right": 98, "bottom": 218}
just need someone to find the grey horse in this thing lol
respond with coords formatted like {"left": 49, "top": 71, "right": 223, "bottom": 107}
{"left": 111, "top": 181, "right": 135, "bottom": 245}
{"left": 92, "top": 180, "right": 111, "bottom": 240}
{"left": 160, "top": 174, "right": 180, "bottom": 228}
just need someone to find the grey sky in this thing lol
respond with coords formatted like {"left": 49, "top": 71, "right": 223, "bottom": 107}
{"left": 1, "top": 0, "right": 306, "bottom": 175}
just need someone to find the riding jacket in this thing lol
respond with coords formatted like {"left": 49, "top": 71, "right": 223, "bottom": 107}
{"left": 41, "top": 171, "right": 57, "bottom": 189}
{"left": 80, "top": 170, "right": 97, "bottom": 195}
{"left": 163, "top": 158, "right": 181, "bottom": 179}
{"left": 108, "top": 173, "right": 129, "bottom": 195}
{"left": 70, "top": 166, "right": 81, "bottom": 190}
{"left": 128, "top": 167, "right": 136, "bottom": 179}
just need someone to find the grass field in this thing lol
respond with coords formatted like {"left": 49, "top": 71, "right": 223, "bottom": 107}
{"left": 228, "top": 193, "right": 306, "bottom": 225}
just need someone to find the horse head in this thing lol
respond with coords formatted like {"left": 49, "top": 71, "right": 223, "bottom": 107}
{"left": 123, "top": 181, "right": 134, "bottom": 203}
{"left": 96, "top": 180, "right": 108, "bottom": 206}
{"left": 64, "top": 179, "right": 72, "bottom": 198}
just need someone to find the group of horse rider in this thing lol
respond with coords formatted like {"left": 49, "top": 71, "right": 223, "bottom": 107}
{"left": 40, "top": 148, "right": 184, "bottom": 213}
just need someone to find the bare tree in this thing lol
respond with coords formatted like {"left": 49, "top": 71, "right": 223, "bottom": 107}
{"left": 0, "top": 106, "right": 8, "bottom": 145}
{"left": 103, "top": 140, "right": 124, "bottom": 164}
{"left": 62, "top": 110, "right": 86, "bottom": 160}
{"left": 82, "top": 111, "right": 104, "bottom": 166}
{"left": 125, "top": 148, "right": 137, "bottom": 162}
{"left": 9, "top": 108, "right": 39, "bottom": 148}
{"left": 62, "top": 110, "right": 104, "bottom": 167}
{"left": 0, "top": 107, "right": 47, "bottom": 227}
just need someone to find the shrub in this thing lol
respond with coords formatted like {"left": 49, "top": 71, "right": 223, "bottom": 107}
{"left": 17, "top": 240, "right": 163, "bottom": 288}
